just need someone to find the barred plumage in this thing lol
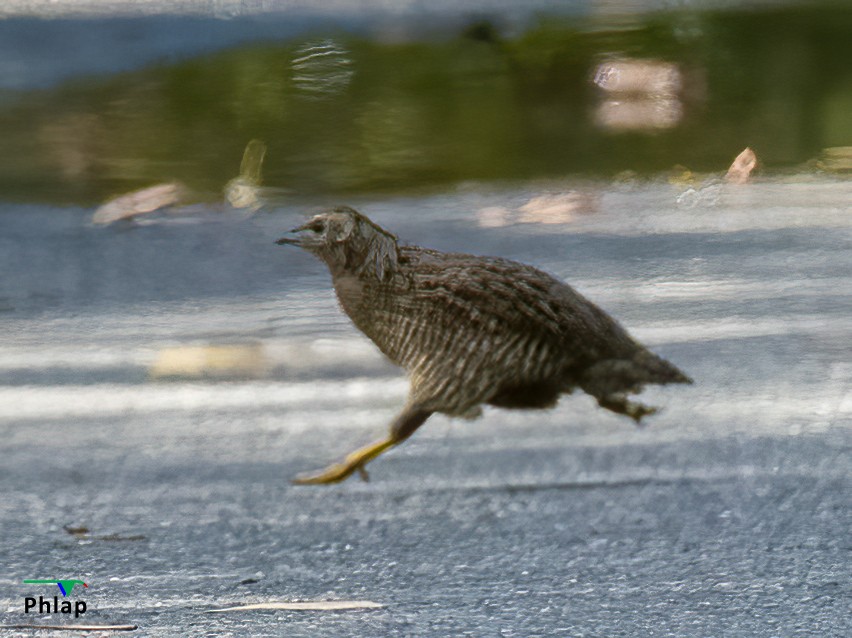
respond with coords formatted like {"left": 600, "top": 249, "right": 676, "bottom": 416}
{"left": 277, "top": 206, "right": 692, "bottom": 484}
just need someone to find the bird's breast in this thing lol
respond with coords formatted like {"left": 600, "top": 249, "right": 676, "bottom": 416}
{"left": 332, "top": 273, "right": 409, "bottom": 364}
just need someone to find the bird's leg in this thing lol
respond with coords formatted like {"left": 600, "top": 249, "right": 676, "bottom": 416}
{"left": 292, "top": 407, "right": 432, "bottom": 485}
{"left": 292, "top": 437, "right": 395, "bottom": 485}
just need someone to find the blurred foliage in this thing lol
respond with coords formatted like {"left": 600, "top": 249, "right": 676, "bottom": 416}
{"left": 0, "top": 4, "right": 849, "bottom": 205}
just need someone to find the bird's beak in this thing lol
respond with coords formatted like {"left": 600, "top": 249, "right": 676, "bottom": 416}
{"left": 275, "top": 226, "right": 304, "bottom": 246}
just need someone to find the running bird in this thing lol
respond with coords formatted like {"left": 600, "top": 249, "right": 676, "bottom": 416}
{"left": 277, "top": 206, "right": 691, "bottom": 484}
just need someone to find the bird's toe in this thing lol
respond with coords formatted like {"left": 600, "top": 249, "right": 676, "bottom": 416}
{"left": 291, "top": 462, "right": 357, "bottom": 485}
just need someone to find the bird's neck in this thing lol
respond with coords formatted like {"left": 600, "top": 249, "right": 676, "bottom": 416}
{"left": 328, "top": 235, "right": 402, "bottom": 346}
{"left": 324, "top": 232, "right": 400, "bottom": 283}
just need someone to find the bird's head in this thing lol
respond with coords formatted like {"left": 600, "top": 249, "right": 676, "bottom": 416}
{"left": 277, "top": 206, "right": 399, "bottom": 280}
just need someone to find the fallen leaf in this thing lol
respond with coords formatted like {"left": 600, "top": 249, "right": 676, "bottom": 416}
{"left": 725, "top": 147, "right": 758, "bottom": 184}
{"left": 518, "top": 192, "right": 597, "bottom": 224}
{"left": 92, "top": 182, "right": 186, "bottom": 225}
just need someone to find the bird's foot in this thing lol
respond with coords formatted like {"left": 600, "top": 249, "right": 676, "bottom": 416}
{"left": 292, "top": 460, "right": 365, "bottom": 485}
{"left": 627, "top": 402, "right": 658, "bottom": 425}
{"left": 597, "top": 393, "right": 659, "bottom": 425}
{"left": 291, "top": 437, "right": 392, "bottom": 485}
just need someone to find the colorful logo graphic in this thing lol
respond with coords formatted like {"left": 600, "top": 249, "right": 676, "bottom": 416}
{"left": 23, "top": 579, "right": 88, "bottom": 597}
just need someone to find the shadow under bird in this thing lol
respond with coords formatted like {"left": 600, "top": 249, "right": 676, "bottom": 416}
{"left": 277, "top": 206, "right": 692, "bottom": 484}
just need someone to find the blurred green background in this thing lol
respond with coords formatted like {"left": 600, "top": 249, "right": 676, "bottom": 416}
{"left": 0, "top": 2, "right": 849, "bottom": 205}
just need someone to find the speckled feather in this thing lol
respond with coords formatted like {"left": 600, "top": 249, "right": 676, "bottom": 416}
{"left": 302, "top": 209, "right": 691, "bottom": 419}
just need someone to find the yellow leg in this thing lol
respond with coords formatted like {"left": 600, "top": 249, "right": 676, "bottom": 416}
{"left": 292, "top": 407, "right": 432, "bottom": 486}
{"left": 292, "top": 437, "right": 396, "bottom": 485}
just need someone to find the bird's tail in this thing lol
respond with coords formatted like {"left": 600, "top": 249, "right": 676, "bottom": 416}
{"left": 633, "top": 349, "right": 693, "bottom": 385}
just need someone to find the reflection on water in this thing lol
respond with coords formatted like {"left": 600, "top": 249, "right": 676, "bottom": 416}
{"left": 291, "top": 40, "right": 354, "bottom": 99}
{"left": 0, "top": 3, "right": 849, "bottom": 205}
{"left": 593, "top": 58, "right": 684, "bottom": 131}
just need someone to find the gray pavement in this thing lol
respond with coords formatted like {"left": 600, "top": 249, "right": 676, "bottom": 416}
{"left": 1, "top": 179, "right": 850, "bottom": 635}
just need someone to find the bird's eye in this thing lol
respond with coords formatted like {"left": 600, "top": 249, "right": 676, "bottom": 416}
{"left": 308, "top": 221, "right": 325, "bottom": 233}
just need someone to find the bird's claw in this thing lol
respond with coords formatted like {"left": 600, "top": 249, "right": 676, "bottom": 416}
{"left": 292, "top": 459, "right": 370, "bottom": 485}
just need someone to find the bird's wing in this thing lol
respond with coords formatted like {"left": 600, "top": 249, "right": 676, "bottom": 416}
{"left": 408, "top": 251, "right": 621, "bottom": 348}
{"left": 389, "top": 250, "right": 635, "bottom": 413}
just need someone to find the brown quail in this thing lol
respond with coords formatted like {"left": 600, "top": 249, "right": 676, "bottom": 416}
{"left": 277, "top": 206, "right": 691, "bottom": 484}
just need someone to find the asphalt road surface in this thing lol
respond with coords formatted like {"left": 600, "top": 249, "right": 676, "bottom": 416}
{"left": 1, "top": 179, "right": 850, "bottom": 636}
